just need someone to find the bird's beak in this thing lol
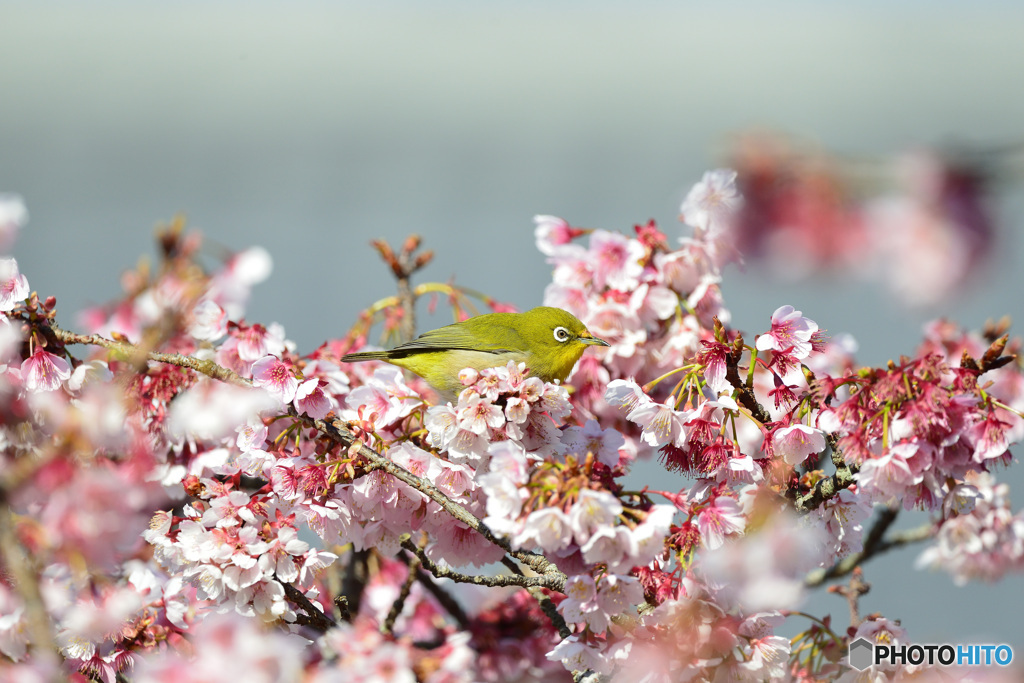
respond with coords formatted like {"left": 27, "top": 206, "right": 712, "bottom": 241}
{"left": 579, "top": 331, "right": 610, "bottom": 347}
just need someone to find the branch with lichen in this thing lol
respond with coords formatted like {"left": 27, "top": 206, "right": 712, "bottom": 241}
{"left": 51, "top": 323, "right": 250, "bottom": 387}
{"left": 400, "top": 539, "right": 564, "bottom": 594}
{"left": 794, "top": 434, "right": 860, "bottom": 514}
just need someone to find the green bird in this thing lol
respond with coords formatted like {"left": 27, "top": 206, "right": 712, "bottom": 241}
{"left": 341, "top": 306, "right": 609, "bottom": 400}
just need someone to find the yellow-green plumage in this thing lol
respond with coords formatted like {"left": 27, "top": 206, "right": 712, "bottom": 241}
{"left": 341, "top": 306, "right": 609, "bottom": 400}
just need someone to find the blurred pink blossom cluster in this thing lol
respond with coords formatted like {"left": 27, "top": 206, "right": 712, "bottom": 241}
{"left": 728, "top": 133, "right": 1006, "bottom": 307}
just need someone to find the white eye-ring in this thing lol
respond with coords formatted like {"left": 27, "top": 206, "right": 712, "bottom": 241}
{"left": 553, "top": 326, "right": 571, "bottom": 343}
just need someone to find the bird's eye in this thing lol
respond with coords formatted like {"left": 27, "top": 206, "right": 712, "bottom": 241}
{"left": 553, "top": 326, "right": 570, "bottom": 343}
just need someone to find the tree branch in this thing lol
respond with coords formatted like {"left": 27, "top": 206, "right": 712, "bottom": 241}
{"left": 805, "top": 507, "right": 935, "bottom": 587}
{"left": 51, "top": 322, "right": 564, "bottom": 584}
{"left": 382, "top": 552, "right": 420, "bottom": 635}
{"left": 794, "top": 433, "right": 859, "bottom": 514}
{"left": 280, "top": 579, "right": 337, "bottom": 633}
{"left": 499, "top": 556, "right": 572, "bottom": 640}
{"left": 50, "top": 323, "right": 250, "bottom": 387}
{"left": 401, "top": 539, "right": 563, "bottom": 592}
{"left": 371, "top": 235, "right": 433, "bottom": 344}
{"left": 830, "top": 567, "right": 869, "bottom": 629}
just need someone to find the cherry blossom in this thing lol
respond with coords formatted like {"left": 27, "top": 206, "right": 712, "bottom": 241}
{"left": 773, "top": 423, "right": 827, "bottom": 466}
{"left": 681, "top": 168, "right": 743, "bottom": 234}
{"left": 250, "top": 355, "right": 299, "bottom": 404}
{"left": 0, "top": 257, "right": 29, "bottom": 311}
{"left": 20, "top": 347, "right": 71, "bottom": 392}
{"left": 755, "top": 304, "right": 821, "bottom": 359}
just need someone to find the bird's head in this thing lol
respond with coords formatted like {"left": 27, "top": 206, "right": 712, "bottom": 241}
{"left": 518, "top": 306, "right": 609, "bottom": 382}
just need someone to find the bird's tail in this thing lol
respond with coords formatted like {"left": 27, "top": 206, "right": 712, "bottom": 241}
{"left": 341, "top": 350, "right": 392, "bottom": 363}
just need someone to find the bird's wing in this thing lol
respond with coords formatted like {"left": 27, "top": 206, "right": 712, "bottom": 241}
{"left": 389, "top": 321, "right": 521, "bottom": 356}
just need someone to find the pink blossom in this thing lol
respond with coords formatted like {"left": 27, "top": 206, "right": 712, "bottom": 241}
{"left": 967, "top": 411, "right": 1011, "bottom": 463}
{"left": 534, "top": 214, "right": 583, "bottom": 256}
{"left": 772, "top": 424, "right": 826, "bottom": 466}
{"left": 560, "top": 419, "right": 624, "bottom": 467}
{"left": 697, "top": 341, "right": 732, "bottom": 395}
{"left": 628, "top": 397, "right": 688, "bottom": 448}
{"left": 66, "top": 360, "right": 113, "bottom": 393}
{"left": 695, "top": 495, "right": 746, "bottom": 549}
{"left": 546, "top": 635, "right": 611, "bottom": 675}
{"left": 294, "top": 377, "right": 332, "bottom": 419}
{"left": 755, "top": 304, "right": 820, "bottom": 359}
{"left": 584, "top": 300, "right": 645, "bottom": 360}
{"left": 856, "top": 446, "right": 917, "bottom": 503}
{"left": 258, "top": 526, "right": 310, "bottom": 583}
{"left": 514, "top": 507, "right": 574, "bottom": 552}
{"left": 250, "top": 355, "right": 298, "bottom": 404}
{"left": 169, "top": 380, "right": 278, "bottom": 442}
{"left": 699, "top": 512, "right": 825, "bottom": 610}
{"left": 0, "top": 585, "right": 27, "bottom": 661}
{"left": 632, "top": 283, "right": 678, "bottom": 325}
{"left": 133, "top": 613, "right": 305, "bottom": 682}
{"left": 543, "top": 282, "right": 590, "bottom": 320}
{"left": 345, "top": 366, "right": 421, "bottom": 430}
{"left": 568, "top": 489, "right": 623, "bottom": 543}
{"left": 457, "top": 392, "right": 505, "bottom": 435}
{"left": 605, "top": 378, "right": 647, "bottom": 418}
{"left": 426, "top": 520, "right": 505, "bottom": 568}
{"left": 207, "top": 246, "right": 273, "bottom": 318}
{"left": 236, "top": 420, "right": 268, "bottom": 453}
{"left": 630, "top": 505, "right": 676, "bottom": 566}
{"left": 680, "top": 168, "right": 742, "bottom": 234}
{"left": 580, "top": 524, "right": 633, "bottom": 569}
{"left": 0, "top": 257, "right": 29, "bottom": 311}
{"left": 20, "top": 347, "right": 71, "bottom": 392}
{"left": 810, "top": 487, "right": 871, "bottom": 559}
{"left": 559, "top": 574, "right": 602, "bottom": 628}
{"left": 188, "top": 299, "right": 229, "bottom": 340}
{"left": 596, "top": 574, "right": 645, "bottom": 616}
{"left": 587, "top": 229, "right": 645, "bottom": 291}
{"left": 235, "top": 323, "right": 287, "bottom": 362}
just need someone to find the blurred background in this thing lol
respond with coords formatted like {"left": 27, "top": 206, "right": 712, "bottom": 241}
{"left": 3, "top": 0, "right": 1023, "bottom": 656}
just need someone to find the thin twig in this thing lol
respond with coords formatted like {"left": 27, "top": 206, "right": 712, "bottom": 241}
{"left": 400, "top": 539, "right": 562, "bottom": 591}
{"left": 498, "top": 556, "right": 573, "bottom": 641}
{"left": 829, "top": 567, "right": 870, "bottom": 629}
{"left": 371, "top": 235, "right": 433, "bottom": 344}
{"left": 279, "top": 580, "right": 337, "bottom": 633}
{"left": 382, "top": 553, "right": 421, "bottom": 635}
